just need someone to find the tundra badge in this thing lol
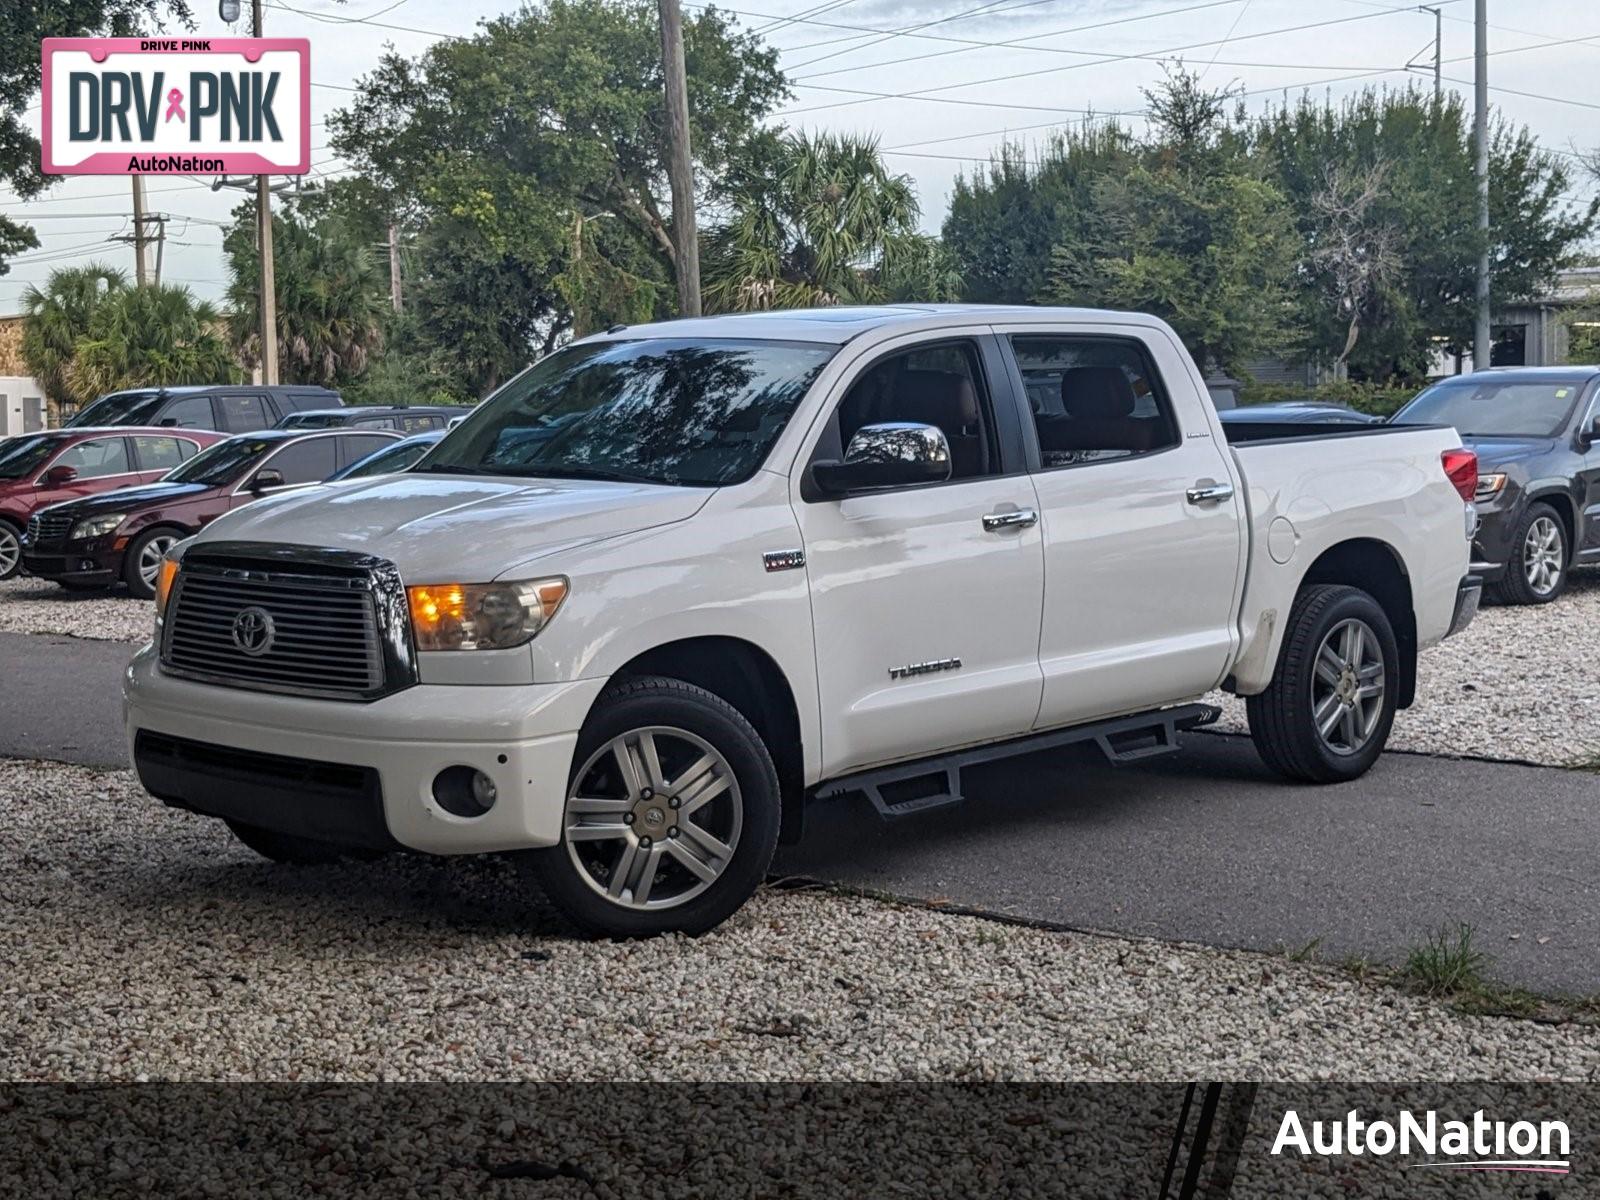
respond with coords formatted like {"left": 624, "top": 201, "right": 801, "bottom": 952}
{"left": 762, "top": 549, "right": 806, "bottom": 572}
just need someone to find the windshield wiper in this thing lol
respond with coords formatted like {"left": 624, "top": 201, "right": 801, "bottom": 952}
{"left": 501, "top": 464, "right": 665, "bottom": 485}
{"left": 415, "top": 463, "right": 498, "bottom": 476}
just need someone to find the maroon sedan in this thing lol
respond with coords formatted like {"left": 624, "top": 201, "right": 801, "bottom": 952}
{"left": 0, "top": 427, "right": 223, "bottom": 581}
{"left": 20, "top": 428, "right": 399, "bottom": 597}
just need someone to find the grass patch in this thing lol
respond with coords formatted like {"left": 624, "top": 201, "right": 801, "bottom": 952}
{"left": 1400, "top": 924, "right": 1485, "bottom": 996}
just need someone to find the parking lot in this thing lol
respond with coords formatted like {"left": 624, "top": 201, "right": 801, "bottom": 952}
{"left": 4, "top": 570, "right": 1600, "bottom": 1081}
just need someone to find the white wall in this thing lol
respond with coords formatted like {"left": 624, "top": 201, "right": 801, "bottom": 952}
{"left": 0, "top": 377, "right": 48, "bottom": 437}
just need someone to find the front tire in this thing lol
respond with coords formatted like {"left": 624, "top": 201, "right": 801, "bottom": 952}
{"left": 1488, "top": 502, "right": 1567, "bottom": 606}
{"left": 527, "top": 676, "right": 781, "bottom": 937}
{"left": 1247, "top": 584, "right": 1398, "bottom": 783}
{"left": 0, "top": 520, "right": 21, "bottom": 581}
{"left": 123, "top": 527, "right": 181, "bottom": 599}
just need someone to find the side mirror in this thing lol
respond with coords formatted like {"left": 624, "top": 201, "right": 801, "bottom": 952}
{"left": 157, "top": 417, "right": 179, "bottom": 427}
{"left": 812, "top": 422, "right": 953, "bottom": 496}
{"left": 249, "top": 468, "right": 286, "bottom": 493}
{"left": 1582, "top": 414, "right": 1600, "bottom": 449}
{"left": 41, "top": 464, "right": 78, "bottom": 487}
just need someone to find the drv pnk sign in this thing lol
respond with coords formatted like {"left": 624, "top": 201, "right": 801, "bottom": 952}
{"left": 41, "top": 37, "right": 309, "bottom": 176}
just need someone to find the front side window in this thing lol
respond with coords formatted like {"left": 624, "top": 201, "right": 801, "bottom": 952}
{"left": 160, "top": 394, "right": 218, "bottom": 430}
{"left": 167, "top": 437, "right": 274, "bottom": 487}
{"left": 834, "top": 341, "right": 997, "bottom": 480}
{"left": 1011, "top": 336, "right": 1180, "bottom": 468}
{"left": 55, "top": 437, "right": 130, "bottom": 479}
{"left": 1395, "top": 378, "right": 1587, "bottom": 438}
{"left": 419, "top": 338, "right": 836, "bottom": 487}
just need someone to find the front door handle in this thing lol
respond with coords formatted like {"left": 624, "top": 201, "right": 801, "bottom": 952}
{"left": 982, "top": 508, "right": 1039, "bottom": 531}
{"left": 1185, "top": 482, "right": 1235, "bottom": 505}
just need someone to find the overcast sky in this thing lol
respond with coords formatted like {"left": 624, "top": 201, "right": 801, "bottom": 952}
{"left": 3, "top": 0, "right": 1598, "bottom": 311}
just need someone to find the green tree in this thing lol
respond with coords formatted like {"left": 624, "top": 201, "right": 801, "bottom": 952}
{"left": 1040, "top": 72, "right": 1301, "bottom": 372}
{"left": 224, "top": 200, "right": 386, "bottom": 389}
{"left": 20, "top": 263, "right": 127, "bottom": 404}
{"left": 328, "top": 0, "right": 787, "bottom": 371}
{"left": 0, "top": 2, "right": 192, "bottom": 273}
{"left": 66, "top": 283, "right": 237, "bottom": 400}
{"left": 1250, "top": 87, "right": 1595, "bottom": 379}
{"left": 704, "top": 132, "right": 956, "bottom": 310}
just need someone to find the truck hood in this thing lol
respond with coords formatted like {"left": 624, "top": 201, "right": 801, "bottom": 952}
{"left": 1461, "top": 435, "right": 1559, "bottom": 469}
{"left": 194, "top": 472, "right": 714, "bottom": 581}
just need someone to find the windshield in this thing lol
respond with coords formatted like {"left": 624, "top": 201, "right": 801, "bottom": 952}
{"left": 1395, "top": 378, "right": 1587, "bottom": 438}
{"left": 417, "top": 338, "right": 836, "bottom": 487}
{"left": 165, "top": 436, "right": 274, "bottom": 487}
{"left": 0, "top": 434, "right": 64, "bottom": 480}
{"left": 337, "top": 438, "right": 433, "bottom": 479}
{"left": 67, "top": 389, "right": 163, "bottom": 428}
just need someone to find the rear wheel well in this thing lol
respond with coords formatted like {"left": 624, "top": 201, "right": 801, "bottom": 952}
{"left": 604, "top": 638, "right": 806, "bottom": 843}
{"left": 1299, "top": 539, "right": 1417, "bottom": 709}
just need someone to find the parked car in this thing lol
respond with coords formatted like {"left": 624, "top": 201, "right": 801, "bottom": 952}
{"left": 22, "top": 428, "right": 399, "bottom": 597}
{"left": 275, "top": 405, "right": 463, "bottom": 434}
{"left": 1392, "top": 366, "right": 1600, "bottom": 604}
{"left": 124, "top": 306, "right": 1477, "bottom": 937}
{"left": 0, "top": 427, "right": 224, "bottom": 580}
{"left": 66, "top": 385, "right": 342, "bottom": 433}
{"left": 326, "top": 430, "right": 446, "bottom": 482}
{"left": 1218, "top": 401, "right": 1386, "bottom": 427}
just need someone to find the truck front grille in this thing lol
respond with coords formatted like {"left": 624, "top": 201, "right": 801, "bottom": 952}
{"left": 25, "top": 512, "right": 73, "bottom": 545}
{"left": 159, "top": 544, "right": 416, "bottom": 701}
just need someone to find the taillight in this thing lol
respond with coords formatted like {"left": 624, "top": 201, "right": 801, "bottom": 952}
{"left": 1441, "top": 448, "right": 1478, "bottom": 503}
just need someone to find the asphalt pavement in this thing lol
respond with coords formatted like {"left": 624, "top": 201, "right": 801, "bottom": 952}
{"left": 4, "top": 629, "right": 1597, "bottom": 994}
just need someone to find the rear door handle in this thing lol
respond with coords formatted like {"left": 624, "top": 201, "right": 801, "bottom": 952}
{"left": 982, "top": 508, "right": 1039, "bottom": 531}
{"left": 1185, "top": 482, "right": 1235, "bottom": 505}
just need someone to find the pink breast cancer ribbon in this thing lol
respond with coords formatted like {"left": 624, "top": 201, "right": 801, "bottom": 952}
{"left": 164, "top": 88, "right": 185, "bottom": 123}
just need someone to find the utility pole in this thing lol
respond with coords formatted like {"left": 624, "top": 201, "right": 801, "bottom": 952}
{"left": 658, "top": 0, "right": 701, "bottom": 317}
{"left": 1422, "top": 5, "right": 1442, "bottom": 100}
{"left": 253, "top": 0, "right": 279, "bottom": 383}
{"left": 130, "top": 176, "right": 150, "bottom": 285}
{"left": 388, "top": 223, "right": 403, "bottom": 312}
{"left": 1473, "top": 0, "right": 1490, "bottom": 370}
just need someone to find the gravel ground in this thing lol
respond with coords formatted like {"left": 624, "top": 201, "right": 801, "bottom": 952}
{"left": 3, "top": 757, "right": 1598, "bottom": 1084}
{"left": 1211, "top": 566, "right": 1600, "bottom": 768}
{"left": 0, "top": 575, "right": 150, "bottom": 644}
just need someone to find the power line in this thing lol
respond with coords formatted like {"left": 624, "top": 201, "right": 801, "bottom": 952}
{"left": 785, "top": 0, "right": 1071, "bottom": 71}
{"left": 778, "top": 7, "right": 1408, "bottom": 116}
{"left": 1198, "top": 0, "right": 1253, "bottom": 82}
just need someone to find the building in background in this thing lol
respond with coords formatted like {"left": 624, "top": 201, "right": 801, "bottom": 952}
{"left": 0, "top": 315, "right": 48, "bottom": 435}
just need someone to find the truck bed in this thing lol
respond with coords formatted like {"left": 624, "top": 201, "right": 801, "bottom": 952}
{"left": 1220, "top": 420, "right": 1424, "bottom": 445}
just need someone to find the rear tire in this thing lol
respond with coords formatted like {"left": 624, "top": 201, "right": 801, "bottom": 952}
{"left": 1247, "top": 584, "right": 1398, "bottom": 783}
{"left": 1487, "top": 502, "right": 1567, "bottom": 606}
{"left": 526, "top": 675, "right": 781, "bottom": 938}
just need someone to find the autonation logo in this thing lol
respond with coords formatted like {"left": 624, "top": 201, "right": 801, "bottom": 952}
{"left": 1272, "top": 1108, "right": 1571, "bottom": 1175}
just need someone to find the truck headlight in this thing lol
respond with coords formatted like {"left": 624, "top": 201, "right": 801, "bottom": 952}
{"left": 1474, "top": 473, "right": 1506, "bottom": 502}
{"left": 71, "top": 512, "right": 126, "bottom": 541}
{"left": 406, "top": 577, "right": 568, "bottom": 651}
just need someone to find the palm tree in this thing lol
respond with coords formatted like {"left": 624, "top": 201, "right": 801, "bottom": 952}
{"left": 67, "top": 284, "right": 239, "bottom": 399}
{"left": 705, "top": 132, "right": 960, "bottom": 311}
{"left": 226, "top": 210, "right": 385, "bottom": 387}
{"left": 20, "top": 263, "right": 127, "bottom": 407}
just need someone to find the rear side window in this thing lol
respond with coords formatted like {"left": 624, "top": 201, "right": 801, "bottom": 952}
{"left": 1010, "top": 336, "right": 1179, "bottom": 468}
{"left": 161, "top": 394, "right": 217, "bottom": 430}
{"left": 264, "top": 438, "right": 338, "bottom": 485}
{"left": 402, "top": 414, "right": 444, "bottom": 433}
{"left": 337, "top": 434, "right": 397, "bottom": 467}
{"left": 56, "top": 437, "right": 131, "bottom": 479}
{"left": 131, "top": 436, "right": 188, "bottom": 472}
{"left": 218, "top": 394, "right": 271, "bottom": 433}
{"left": 354, "top": 416, "right": 397, "bottom": 430}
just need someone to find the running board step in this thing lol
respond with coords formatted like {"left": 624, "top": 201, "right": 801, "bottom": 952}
{"left": 815, "top": 703, "right": 1219, "bottom": 822}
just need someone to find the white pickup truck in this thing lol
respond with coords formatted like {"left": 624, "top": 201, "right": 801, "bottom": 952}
{"left": 124, "top": 306, "right": 1481, "bottom": 935}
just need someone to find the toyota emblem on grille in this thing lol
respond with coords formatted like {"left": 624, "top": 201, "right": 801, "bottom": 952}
{"left": 230, "top": 606, "right": 276, "bottom": 657}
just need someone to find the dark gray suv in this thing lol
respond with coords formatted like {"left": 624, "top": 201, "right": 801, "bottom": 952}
{"left": 1393, "top": 367, "right": 1600, "bottom": 604}
{"left": 66, "top": 385, "right": 342, "bottom": 434}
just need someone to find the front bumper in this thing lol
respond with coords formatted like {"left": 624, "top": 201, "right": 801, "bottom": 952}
{"left": 21, "top": 542, "right": 120, "bottom": 584}
{"left": 124, "top": 645, "right": 605, "bottom": 854}
{"left": 1448, "top": 574, "right": 1482, "bottom": 638}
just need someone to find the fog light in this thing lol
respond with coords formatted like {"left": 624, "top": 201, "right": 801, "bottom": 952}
{"left": 432, "top": 766, "right": 498, "bottom": 818}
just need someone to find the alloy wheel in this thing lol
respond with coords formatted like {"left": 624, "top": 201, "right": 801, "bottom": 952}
{"left": 138, "top": 534, "right": 178, "bottom": 589}
{"left": 1310, "top": 617, "right": 1385, "bottom": 756}
{"left": 564, "top": 726, "right": 743, "bottom": 910}
{"left": 1523, "top": 515, "right": 1563, "bottom": 597}
{"left": 0, "top": 524, "right": 18, "bottom": 579}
